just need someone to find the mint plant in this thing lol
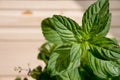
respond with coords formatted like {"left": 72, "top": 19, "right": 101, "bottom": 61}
{"left": 30, "top": 0, "right": 120, "bottom": 80}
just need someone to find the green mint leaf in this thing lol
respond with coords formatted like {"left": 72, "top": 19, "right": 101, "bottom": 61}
{"left": 112, "top": 75, "right": 120, "bottom": 80}
{"left": 54, "top": 44, "right": 71, "bottom": 72}
{"left": 47, "top": 43, "right": 83, "bottom": 75}
{"left": 82, "top": 0, "right": 111, "bottom": 37}
{"left": 112, "top": 59, "right": 120, "bottom": 69}
{"left": 36, "top": 0, "right": 120, "bottom": 80}
{"left": 79, "top": 66, "right": 108, "bottom": 80}
{"left": 37, "top": 42, "right": 57, "bottom": 64}
{"left": 59, "top": 68, "right": 81, "bottom": 80}
{"left": 41, "top": 18, "right": 63, "bottom": 44}
{"left": 30, "top": 66, "right": 42, "bottom": 79}
{"left": 42, "top": 15, "right": 82, "bottom": 44}
{"left": 88, "top": 53, "right": 120, "bottom": 79}
{"left": 97, "top": 13, "right": 111, "bottom": 37}
{"left": 68, "top": 43, "right": 85, "bottom": 69}
{"left": 36, "top": 70, "right": 60, "bottom": 80}
{"left": 47, "top": 44, "right": 71, "bottom": 75}
{"left": 89, "top": 37, "right": 120, "bottom": 60}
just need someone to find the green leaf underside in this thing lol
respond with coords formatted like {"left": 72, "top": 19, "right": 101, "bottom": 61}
{"left": 31, "top": 66, "right": 42, "bottom": 79}
{"left": 82, "top": 0, "right": 111, "bottom": 37}
{"left": 42, "top": 18, "right": 63, "bottom": 44}
{"left": 59, "top": 68, "right": 81, "bottom": 80}
{"left": 37, "top": 42, "right": 57, "bottom": 64}
{"left": 112, "top": 75, "right": 120, "bottom": 80}
{"left": 47, "top": 44, "right": 72, "bottom": 75}
{"left": 89, "top": 37, "right": 120, "bottom": 60}
{"left": 42, "top": 15, "right": 82, "bottom": 44}
{"left": 79, "top": 68, "right": 109, "bottom": 80}
{"left": 55, "top": 45, "right": 71, "bottom": 72}
{"left": 47, "top": 43, "right": 83, "bottom": 75}
{"left": 68, "top": 43, "right": 85, "bottom": 69}
{"left": 88, "top": 53, "right": 120, "bottom": 79}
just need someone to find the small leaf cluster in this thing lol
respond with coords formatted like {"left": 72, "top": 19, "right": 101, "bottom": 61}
{"left": 30, "top": 0, "right": 120, "bottom": 80}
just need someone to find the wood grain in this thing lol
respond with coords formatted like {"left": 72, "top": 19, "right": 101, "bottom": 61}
{"left": 0, "top": 0, "right": 120, "bottom": 78}
{"left": 0, "top": 10, "right": 119, "bottom": 28}
{"left": 0, "top": 1, "right": 119, "bottom": 10}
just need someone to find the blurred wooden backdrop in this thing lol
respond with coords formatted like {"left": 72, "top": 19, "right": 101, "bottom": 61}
{"left": 0, "top": 0, "right": 120, "bottom": 80}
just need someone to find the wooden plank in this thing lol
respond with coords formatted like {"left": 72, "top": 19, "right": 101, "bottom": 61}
{"left": 75, "top": 0, "right": 120, "bottom": 10}
{"left": 0, "top": 77, "right": 34, "bottom": 80}
{"left": 0, "top": 1, "right": 119, "bottom": 10}
{"left": 0, "top": 41, "right": 46, "bottom": 75}
{"left": 0, "top": 1, "right": 83, "bottom": 10}
{"left": 0, "top": 10, "right": 62, "bottom": 28}
{"left": 0, "top": 28, "right": 44, "bottom": 41}
{"left": 0, "top": 77, "right": 18, "bottom": 80}
{"left": 0, "top": 10, "right": 119, "bottom": 28}
{"left": 110, "top": 28, "right": 120, "bottom": 41}
{"left": 0, "top": 10, "right": 60, "bottom": 17}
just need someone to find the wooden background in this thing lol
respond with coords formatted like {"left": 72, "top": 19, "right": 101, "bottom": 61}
{"left": 0, "top": 0, "right": 120, "bottom": 79}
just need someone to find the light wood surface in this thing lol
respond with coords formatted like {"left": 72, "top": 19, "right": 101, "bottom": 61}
{"left": 0, "top": 0, "right": 120, "bottom": 79}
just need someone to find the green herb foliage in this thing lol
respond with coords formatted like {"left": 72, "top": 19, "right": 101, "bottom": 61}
{"left": 31, "top": 0, "right": 120, "bottom": 80}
